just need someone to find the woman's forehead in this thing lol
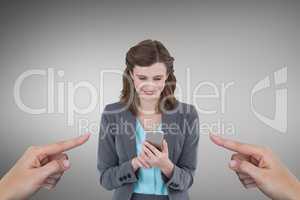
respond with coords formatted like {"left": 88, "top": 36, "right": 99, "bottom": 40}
{"left": 133, "top": 63, "right": 167, "bottom": 76}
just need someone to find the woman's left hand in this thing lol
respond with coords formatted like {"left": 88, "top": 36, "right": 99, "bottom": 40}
{"left": 142, "top": 140, "right": 174, "bottom": 178}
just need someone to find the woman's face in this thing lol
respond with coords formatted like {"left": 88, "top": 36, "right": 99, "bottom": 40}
{"left": 130, "top": 62, "right": 168, "bottom": 101}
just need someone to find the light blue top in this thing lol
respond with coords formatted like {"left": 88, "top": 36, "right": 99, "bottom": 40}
{"left": 133, "top": 119, "right": 168, "bottom": 195}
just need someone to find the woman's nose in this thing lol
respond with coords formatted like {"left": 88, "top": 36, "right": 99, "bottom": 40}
{"left": 140, "top": 81, "right": 156, "bottom": 90}
{"left": 143, "top": 84, "right": 156, "bottom": 91}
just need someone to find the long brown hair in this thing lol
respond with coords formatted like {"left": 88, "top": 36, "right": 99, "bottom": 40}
{"left": 120, "top": 39, "right": 177, "bottom": 116}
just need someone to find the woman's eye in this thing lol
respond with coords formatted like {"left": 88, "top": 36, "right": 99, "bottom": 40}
{"left": 139, "top": 77, "right": 146, "bottom": 80}
{"left": 154, "top": 78, "right": 161, "bottom": 81}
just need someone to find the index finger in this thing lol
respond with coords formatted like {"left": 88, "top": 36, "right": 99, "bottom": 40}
{"left": 144, "top": 141, "right": 161, "bottom": 155}
{"left": 41, "top": 133, "right": 91, "bottom": 156}
{"left": 209, "top": 133, "right": 263, "bottom": 156}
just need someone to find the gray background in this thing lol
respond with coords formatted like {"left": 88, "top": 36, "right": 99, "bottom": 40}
{"left": 0, "top": 0, "right": 299, "bottom": 199}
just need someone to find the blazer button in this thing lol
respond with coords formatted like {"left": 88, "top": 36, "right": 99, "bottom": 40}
{"left": 119, "top": 177, "right": 123, "bottom": 182}
{"left": 123, "top": 176, "right": 127, "bottom": 180}
{"left": 127, "top": 173, "right": 131, "bottom": 178}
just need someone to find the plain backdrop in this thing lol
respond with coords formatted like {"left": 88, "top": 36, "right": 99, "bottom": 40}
{"left": 0, "top": 0, "right": 299, "bottom": 199}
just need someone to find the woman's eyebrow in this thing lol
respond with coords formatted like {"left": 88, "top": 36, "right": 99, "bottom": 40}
{"left": 135, "top": 74, "right": 147, "bottom": 77}
{"left": 135, "top": 74, "right": 163, "bottom": 78}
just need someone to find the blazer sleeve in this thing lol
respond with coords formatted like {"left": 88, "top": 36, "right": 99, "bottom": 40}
{"left": 162, "top": 105, "right": 200, "bottom": 191}
{"left": 97, "top": 107, "right": 138, "bottom": 190}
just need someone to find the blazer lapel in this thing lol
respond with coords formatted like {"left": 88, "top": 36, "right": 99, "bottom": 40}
{"left": 123, "top": 107, "right": 178, "bottom": 161}
{"left": 123, "top": 109, "right": 137, "bottom": 160}
{"left": 161, "top": 110, "right": 177, "bottom": 160}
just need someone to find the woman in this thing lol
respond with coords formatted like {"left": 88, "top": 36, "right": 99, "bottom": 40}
{"left": 97, "top": 39, "right": 199, "bottom": 200}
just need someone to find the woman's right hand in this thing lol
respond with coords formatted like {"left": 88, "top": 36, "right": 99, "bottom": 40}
{"left": 210, "top": 134, "right": 300, "bottom": 200}
{"left": 131, "top": 154, "right": 151, "bottom": 172}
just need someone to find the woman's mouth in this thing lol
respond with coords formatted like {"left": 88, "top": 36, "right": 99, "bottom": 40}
{"left": 143, "top": 90, "right": 155, "bottom": 95}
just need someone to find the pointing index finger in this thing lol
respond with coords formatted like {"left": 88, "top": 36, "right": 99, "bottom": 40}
{"left": 41, "top": 133, "right": 91, "bottom": 156}
{"left": 209, "top": 133, "right": 263, "bottom": 156}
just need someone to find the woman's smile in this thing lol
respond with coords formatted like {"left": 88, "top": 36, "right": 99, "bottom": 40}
{"left": 142, "top": 90, "right": 155, "bottom": 95}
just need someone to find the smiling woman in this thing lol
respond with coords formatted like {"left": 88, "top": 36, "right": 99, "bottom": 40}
{"left": 97, "top": 39, "right": 200, "bottom": 200}
{"left": 120, "top": 40, "right": 177, "bottom": 116}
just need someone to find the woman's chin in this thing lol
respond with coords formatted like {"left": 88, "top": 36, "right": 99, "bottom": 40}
{"left": 139, "top": 94, "right": 160, "bottom": 101}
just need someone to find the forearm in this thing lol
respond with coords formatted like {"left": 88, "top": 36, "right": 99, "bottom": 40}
{"left": 288, "top": 179, "right": 300, "bottom": 200}
{"left": 99, "top": 160, "right": 138, "bottom": 190}
{"left": 160, "top": 159, "right": 174, "bottom": 179}
{"left": 0, "top": 177, "right": 16, "bottom": 200}
{"left": 161, "top": 163, "right": 194, "bottom": 191}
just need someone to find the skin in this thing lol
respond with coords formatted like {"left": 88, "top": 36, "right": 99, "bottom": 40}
{"left": 130, "top": 63, "right": 174, "bottom": 178}
{"left": 210, "top": 133, "right": 300, "bottom": 200}
{"left": 0, "top": 133, "right": 91, "bottom": 200}
{"left": 130, "top": 63, "right": 168, "bottom": 114}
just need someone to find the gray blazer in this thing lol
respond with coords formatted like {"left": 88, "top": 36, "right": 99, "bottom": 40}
{"left": 97, "top": 101, "right": 199, "bottom": 200}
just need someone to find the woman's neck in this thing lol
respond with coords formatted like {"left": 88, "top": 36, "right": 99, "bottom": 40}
{"left": 137, "top": 99, "right": 162, "bottom": 131}
{"left": 138, "top": 99, "right": 159, "bottom": 115}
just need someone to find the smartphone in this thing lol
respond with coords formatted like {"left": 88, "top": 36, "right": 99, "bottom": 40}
{"left": 145, "top": 130, "right": 164, "bottom": 150}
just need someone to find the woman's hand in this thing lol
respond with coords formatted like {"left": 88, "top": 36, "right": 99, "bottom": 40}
{"left": 0, "top": 133, "right": 91, "bottom": 200}
{"left": 131, "top": 143, "right": 161, "bottom": 172}
{"left": 141, "top": 140, "right": 174, "bottom": 178}
{"left": 131, "top": 156, "right": 151, "bottom": 172}
{"left": 210, "top": 134, "right": 300, "bottom": 200}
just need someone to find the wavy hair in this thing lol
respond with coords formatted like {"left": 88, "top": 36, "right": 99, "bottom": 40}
{"left": 120, "top": 39, "right": 177, "bottom": 115}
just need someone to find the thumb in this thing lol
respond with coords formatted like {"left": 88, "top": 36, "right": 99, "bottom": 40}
{"left": 229, "top": 159, "right": 262, "bottom": 181}
{"left": 38, "top": 159, "right": 70, "bottom": 180}
{"left": 162, "top": 139, "right": 168, "bottom": 154}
